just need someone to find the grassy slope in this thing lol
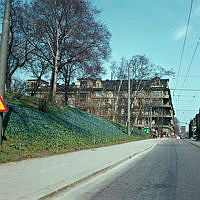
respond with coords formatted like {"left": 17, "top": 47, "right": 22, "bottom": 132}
{"left": 0, "top": 94, "right": 149, "bottom": 163}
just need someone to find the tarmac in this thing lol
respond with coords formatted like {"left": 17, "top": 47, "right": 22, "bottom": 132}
{"left": 0, "top": 138, "right": 159, "bottom": 200}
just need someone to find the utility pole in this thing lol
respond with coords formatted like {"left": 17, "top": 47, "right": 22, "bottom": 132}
{"left": 127, "top": 64, "right": 131, "bottom": 135}
{"left": 0, "top": 0, "right": 12, "bottom": 144}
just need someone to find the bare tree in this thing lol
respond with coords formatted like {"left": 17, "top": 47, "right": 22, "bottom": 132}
{"left": 0, "top": 0, "right": 33, "bottom": 92}
{"left": 126, "top": 55, "right": 173, "bottom": 126}
{"left": 20, "top": 0, "right": 111, "bottom": 103}
{"left": 11, "top": 77, "right": 27, "bottom": 95}
{"left": 109, "top": 55, "right": 174, "bottom": 127}
{"left": 109, "top": 58, "right": 127, "bottom": 122}
{"left": 26, "top": 60, "right": 50, "bottom": 96}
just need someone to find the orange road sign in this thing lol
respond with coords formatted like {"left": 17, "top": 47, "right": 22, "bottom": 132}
{"left": 0, "top": 95, "right": 7, "bottom": 112}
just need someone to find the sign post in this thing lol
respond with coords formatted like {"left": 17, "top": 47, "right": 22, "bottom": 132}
{"left": 144, "top": 128, "right": 150, "bottom": 134}
{"left": 0, "top": 95, "right": 7, "bottom": 112}
{"left": 0, "top": 95, "right": 8, "bottom": 145}
{"left": 0, "top": 0, "right": 11, "bottom": 145}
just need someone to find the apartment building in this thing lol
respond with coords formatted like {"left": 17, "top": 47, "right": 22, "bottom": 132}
{"left": 26, "top": 77, "right": 175, "bottom": 135}
{"left": 67, "top": 77, "right": 175, "bottom": 135}
{"left": 189, "top": 109, "right": 200, "bottom": 139}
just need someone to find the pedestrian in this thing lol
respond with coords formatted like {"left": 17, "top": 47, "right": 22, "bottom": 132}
{"left": 160, "top": 130, "right": 163, "bottom": 138}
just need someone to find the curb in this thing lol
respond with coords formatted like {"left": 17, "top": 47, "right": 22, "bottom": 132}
{"left": 39, "top": 144, "right": 155, "bottom": 199}
{"left": 185, "top": 140, "right": 200, "bottom": 149}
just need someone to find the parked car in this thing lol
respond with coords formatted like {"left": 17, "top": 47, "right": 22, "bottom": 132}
{"left": 192, "top": 136, "right": 197, "bottom": 141}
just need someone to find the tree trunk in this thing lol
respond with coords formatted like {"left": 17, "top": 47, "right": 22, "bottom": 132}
{"left": 49, "top": 66, "right": 57, "bottom": 103}
{"left": 64, "top": 80, "right": 70, "bottom": 104}
{"left": 31, "top": 78, "right": 41, "bottom": 96}
{"left": 5, "top": 75, "right": 12, "bottom": 92}
{"left": 48, "top": 27, "right": 60, "bottom": 103}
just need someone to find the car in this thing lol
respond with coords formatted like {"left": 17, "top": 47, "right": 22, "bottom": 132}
{"left": 176, "top": 136, "right": 180, "bottom": 139}
{"left": 192, "top": 136, "right": 197, "bottom": 141}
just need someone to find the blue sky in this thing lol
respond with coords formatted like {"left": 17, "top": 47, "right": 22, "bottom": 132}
{"left": 93, "top": 0, "right": 200, "bottom": 129}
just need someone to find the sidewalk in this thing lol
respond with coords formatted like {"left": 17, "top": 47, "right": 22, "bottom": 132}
{"left": 0, "top": 139, "right": 160, "bottom": 200}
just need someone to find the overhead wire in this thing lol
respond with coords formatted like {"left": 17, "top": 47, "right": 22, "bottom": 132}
{"left": 173, "top": 0, "right": 194, "bottom": 122}
{"left": 176, "top": 76, "right": 200, "bottom": 78}
{"left": 171, "top": 88, "right": 200, "bottom": 91}
{"left": 179, "top": 39, "right": 200, "bottom": 95}
{"left": 176, "top": 38, "right": 200, "bottom": 124}
{"left": 174, "top": 0, "right": 194, "bottom": 92}
{"left": 179, "top": 94, "right": 199, "bottom": 124}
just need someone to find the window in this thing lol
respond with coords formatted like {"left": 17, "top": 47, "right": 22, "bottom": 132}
{"left": 95, "top": 99, "right": 100, "bottom": 105}
{"left": 101, "top": 108, "right": 107, "bottom": 115}
{"left": 105, "top": 99, "right": 110, "bottom": 104}
{"left": 79, "top": 93, "right": 87, "bottom": 101}
{"left": 152, "top": 99, "right": 162, "bottom": 105}
{"left": 80, "top": 81, "right": 87, "bottom": 87}
{"left": 152, "top": 91, "right": 162, "bottom": 97}
{"left": 95, "top": 92, "right": 101, "bottom": 97}
{"left": 137, "top": 119, "right": 143, "bottom": 125}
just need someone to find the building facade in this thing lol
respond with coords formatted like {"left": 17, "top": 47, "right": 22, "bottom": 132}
{"left": 67, "top": 77, "right": 175, "bottom": 136}
{"left": 27, "top": 77, "right": 175, "bottom": 135}
{"left": 189, "top": 109, "right": 200, "bottom": 139}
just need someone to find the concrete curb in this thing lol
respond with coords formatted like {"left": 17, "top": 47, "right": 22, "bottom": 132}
{"left": 185, "top": 140, "right": 200, "bottom": 149}
{"left": 39, "top": 144, "right": 155, "bottom": 200}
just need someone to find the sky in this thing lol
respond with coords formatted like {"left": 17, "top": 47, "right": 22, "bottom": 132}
{"left": 93, "top": 0, "right": 200, "bottom": 129}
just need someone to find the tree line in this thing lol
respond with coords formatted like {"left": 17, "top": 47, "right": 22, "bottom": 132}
{"left": 0, "top": 0, "right": 111, "bottom": 103}
{"left": 0, "top": 0, "right": 175, "bottom": 105}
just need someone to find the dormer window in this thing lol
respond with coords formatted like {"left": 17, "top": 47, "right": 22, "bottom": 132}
{"left": 151, "top": 78, "right": 163, "bottom": 87}
{"left": 80, "top": 81, "right": 87, "bottom": 87}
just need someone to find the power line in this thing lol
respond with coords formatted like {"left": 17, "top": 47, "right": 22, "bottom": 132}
{"left": 179, "top": 39, "right": 200, "bottom": 95}
{"left": 173, "top": 94, "right": 199, "bottom": 97}
{"left": 171, "top": 88, "right": 200, "bottom": 91}
{"left": 174, "top": 0, "right": 194, "bottom": 120}
{"left": 174, "top": 99, "right": 197, "bottom": 101}
{"left": 177, "top": 110, "right": 198, "bottom": 111}
{"left": 174, "top": 0, "right": 194, "bottom": 92}
{"left": 176, "top": 76, "right": 200, "bottom": 78}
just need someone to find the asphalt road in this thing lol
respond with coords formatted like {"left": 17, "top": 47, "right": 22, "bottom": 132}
{"left": 53, "top": 138, "right": 200, "bottom": 200}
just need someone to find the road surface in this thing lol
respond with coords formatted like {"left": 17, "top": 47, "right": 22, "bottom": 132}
{"left": 53, "top": 138, "right": 200, "bottom": 200}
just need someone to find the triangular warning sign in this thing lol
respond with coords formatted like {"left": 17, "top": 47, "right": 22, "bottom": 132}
{"left": 0, "top": 95, "right": 7, "bottom": 112}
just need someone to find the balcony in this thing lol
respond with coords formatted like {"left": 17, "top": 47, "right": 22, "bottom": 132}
{"left": 162, "top": 103, "right": 171, "bottom": 108}
{"left": 163, "top": 113, "right": 173, "bottom": 118}
{"left": 163, "top": 94, "right": 169, "bottom": 98}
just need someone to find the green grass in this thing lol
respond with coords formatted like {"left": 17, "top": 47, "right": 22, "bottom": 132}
{"left": 0, "top": 94, "right": 149, "bottom": 163}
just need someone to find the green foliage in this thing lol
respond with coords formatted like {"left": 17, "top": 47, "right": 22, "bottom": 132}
{"left": 0, "top": 100, "right": 149, "bottom": 163}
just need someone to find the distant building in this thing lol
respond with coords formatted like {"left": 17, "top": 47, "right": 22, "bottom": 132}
{"left": 180, "top": 126, "right": 186, "bottom": 133}
{"left": 189, "top": 109, "right": 200, "bottom": 139}
{"left": 189, "top": 118, "right": 196, "bottom": 138}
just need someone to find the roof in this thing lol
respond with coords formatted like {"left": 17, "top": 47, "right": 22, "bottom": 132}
{"left": 27, "top": 79, "right": 49, "bottom": 84}
{"left": 101, "top": 79, "right": 169, "bottom": 91}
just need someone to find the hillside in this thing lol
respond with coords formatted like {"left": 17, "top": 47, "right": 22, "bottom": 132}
{"left": 0, "top": 94, "right": 149, "bottom": 163}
